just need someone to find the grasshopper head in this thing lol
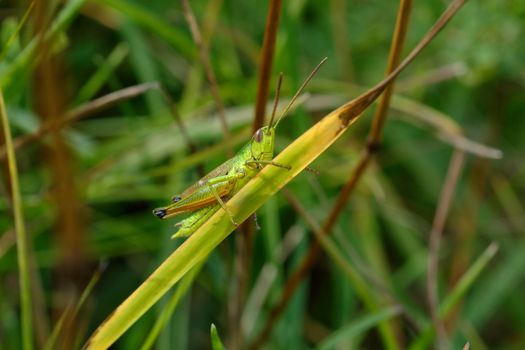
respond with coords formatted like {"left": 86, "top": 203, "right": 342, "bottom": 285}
{"left": 251, "top": 126, "right": 275, "bottom": 161}
{"left": 249, "top": 59, "right": 327, "bottom": 165}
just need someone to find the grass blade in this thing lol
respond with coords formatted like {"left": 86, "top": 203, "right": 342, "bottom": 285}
{"left": 94, "top": 0, "right": 195, "bottom": 58}
{"left": 139, "top": 262, "right": 204, "bottom": 350}
{"left": 0, "top": 1, "right": 34, "bottom": 62}
{"left": 210, "top": 324, "right": 227, "bottom": 350}
{"left": 0, "top": 90, "right": 32, "bottom": 349}
{"left": 316, "top": 306, "right": 402, "bottom": 350}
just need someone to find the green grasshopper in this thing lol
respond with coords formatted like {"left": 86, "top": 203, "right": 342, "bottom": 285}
{"left": 153, "top": 59, "right": 326, "bottom": 238}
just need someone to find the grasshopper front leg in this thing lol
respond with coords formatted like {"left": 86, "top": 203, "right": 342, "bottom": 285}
{"left": 171, "top": 170, "right": 244, "bottom": 238}
{"left": 245, "top": 159, "right": 291, "bottom": 170}
{"left": 202, "top": 170, "right": 246, "bottom": 226}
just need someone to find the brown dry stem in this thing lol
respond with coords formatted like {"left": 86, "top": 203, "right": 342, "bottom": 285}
{"left": 249, "top": 0, "right": 476, "bottom": 348}
{"left": 252, "top": 0, "right": 282, "bottom": 132}
{"left": 426, "top": 149, "right": 465, "bottom": 350}
{"left": 180, "top": 0, "right": 231, "bottom": 150}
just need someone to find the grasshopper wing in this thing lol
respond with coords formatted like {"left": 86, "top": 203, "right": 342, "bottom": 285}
{"left": 152, "top": 157, "right": 238, "bottom": 219}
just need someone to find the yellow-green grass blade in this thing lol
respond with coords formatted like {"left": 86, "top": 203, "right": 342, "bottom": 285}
{"left": 83, "top": 2, "right": 468, "bottom": 348}
{"left": 0, "top": 90, "right": 32, "bottom": 349}
{"left": 139, "top": 261, "right": 204, "bottom": 350}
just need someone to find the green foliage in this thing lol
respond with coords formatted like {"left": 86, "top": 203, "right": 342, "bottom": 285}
{"left": 0, "top": 1, "right": 524, "bottom": 349}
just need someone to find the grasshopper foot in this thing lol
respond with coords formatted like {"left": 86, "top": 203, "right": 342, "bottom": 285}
{"left": 273, "top": 162, "right": 290, "bottom": 170}
{"left": 305, "top": 166, "right": 319, "bottom": 176}
{"left": 253, "top": 213, "right": 261, "bottom": 231}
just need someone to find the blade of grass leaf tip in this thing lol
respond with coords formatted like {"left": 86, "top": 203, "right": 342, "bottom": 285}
{"left": 210, "top": 324, "right": 227, "bottom": 350}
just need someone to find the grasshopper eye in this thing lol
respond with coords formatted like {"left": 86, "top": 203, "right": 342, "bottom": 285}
{"left": 254, "top": 129, "right": 263, "bottom": 142}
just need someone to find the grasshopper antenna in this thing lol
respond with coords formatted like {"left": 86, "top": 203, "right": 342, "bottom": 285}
{"left": 268, "top": 73, "right": 284, "bottom": 128}
{"left": 273, "top": 57, "right": 328, "bottom": 129}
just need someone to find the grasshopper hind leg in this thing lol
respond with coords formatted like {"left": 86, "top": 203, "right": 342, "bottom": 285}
{"left": 172, "top": 205, "right": 220, "bottom": 239}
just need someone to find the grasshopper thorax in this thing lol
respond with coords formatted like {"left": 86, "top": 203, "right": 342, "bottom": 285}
{"left": 250, "top": 126, "right": 275, "bottom": 162}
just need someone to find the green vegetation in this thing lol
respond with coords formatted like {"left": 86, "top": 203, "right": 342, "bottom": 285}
{"left": 0, "top": 0, "right": 523, "bottom": 349}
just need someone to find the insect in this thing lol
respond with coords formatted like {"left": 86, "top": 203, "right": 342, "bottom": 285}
{"left": 153, "top": 58, "right": 326, "bottom": 239}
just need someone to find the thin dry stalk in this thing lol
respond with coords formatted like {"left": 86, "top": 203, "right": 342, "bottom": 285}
{"left": 445, "top": 50, "right": 504, "bottom": 332}
{"left": 181, "top": 0, "right": 231, "bottom": 149}
{"left": 0, "top": 82, "right": 160, "bottom": 159}
{"left": 250, "top": 0, "right": 413, "bottom": 347}
{"left": 235, "top": 2, "right": 282, "bottom": 346}
{"left": 157, "top": 86, "right": 205, "bottom": 176}
{"left": 0, "top": 82, "right": 203, "bottom": 180}
{"left": 426, "top": 149, "right": 465, "bottom": 350}
{"left": 396, "top": 62, "right": 467, "bottom": 92}
{"left": 248, "top": 151, "right": 372, "bottom": 350}
{"left": 252, "top": 0, "right": 282, "bottom": 132}
{"left": 281, "top": 188, "right": 400, "bottom": 301}
{"left": 391, "top": 95, "right": 502, "bottom": 159}
{"left": 445, "top": 99, "right": 498, "bottom": 331}
{"left": 369, "top": 0, "right": 412, "bottom": 142}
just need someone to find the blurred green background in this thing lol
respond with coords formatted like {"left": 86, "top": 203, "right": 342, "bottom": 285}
{"left": 1, "top": 0, "right": 524, "bottom": 349}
